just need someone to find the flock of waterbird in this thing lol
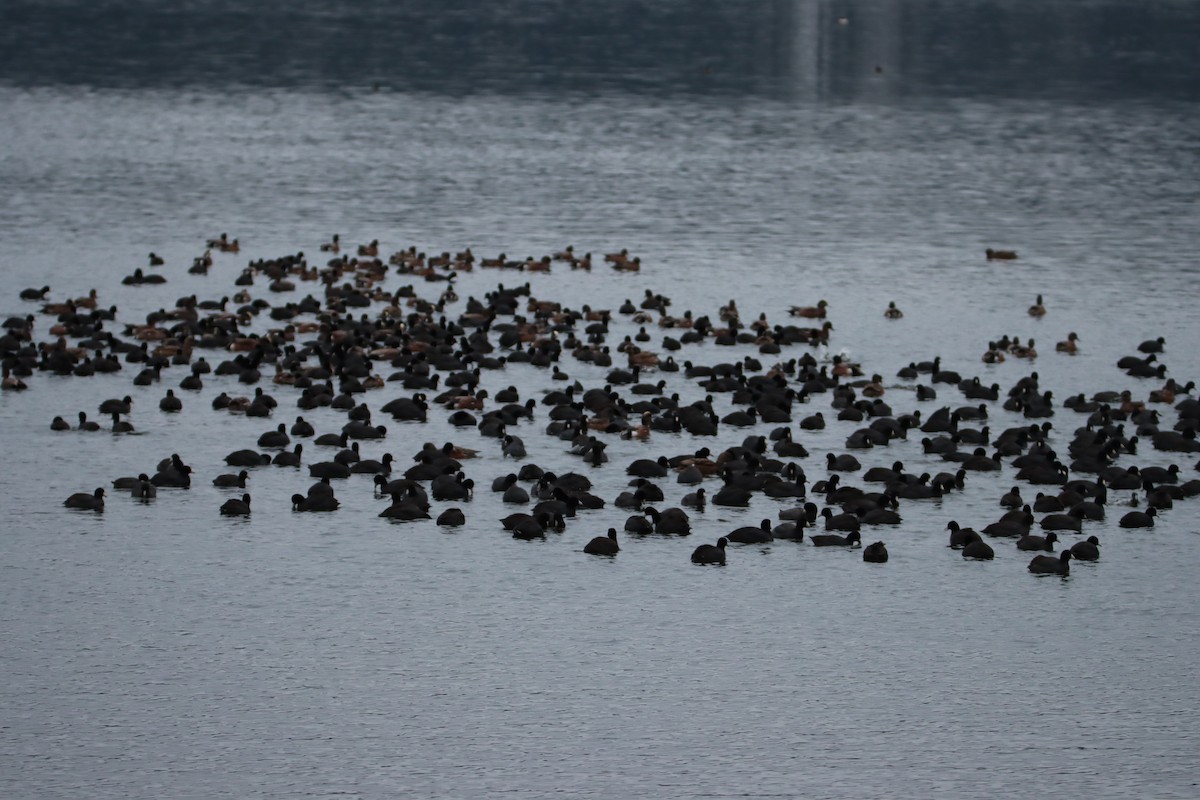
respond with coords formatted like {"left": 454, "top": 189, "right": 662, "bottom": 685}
{"left": 10, "top": 236, "right": 1198, "bottom": 574}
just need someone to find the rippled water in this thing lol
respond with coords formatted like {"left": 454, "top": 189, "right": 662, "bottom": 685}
{"left": 3, "top": 2, "right": 1200, "bottom": 799}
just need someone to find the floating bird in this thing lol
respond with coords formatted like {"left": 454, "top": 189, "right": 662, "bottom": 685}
{"left": 1028, "top": 551, "right": 1072, "bottom": 575}
{"left": 584, "top": 528, "right": 620, "bottom": 556}
{"left": 64, "top": 487, "right": 105, "bottom": 511}
{"left": 1070, "top": 536, "right": 1101, "bottom": 561}
{"left": 863, "top": 541, "right": 889, "bottom": 562}
{"left": 220, "top": 494, "right": 252, "bottom": 516}
{"left": 810, "top": 530, "right": 862, "bottom": 547}
{"left": 961, "top": 532, "right": 994, "bottom": 560}
{"left": 691, "top": 537, "right": 728, "bottom": 564}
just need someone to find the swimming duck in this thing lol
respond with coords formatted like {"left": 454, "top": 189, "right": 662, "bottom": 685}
{"left": 2, "top": 371, "right": 28, "bottom": 393}
{"left": 1055, "top": 332, "right": 1079, "bottom": 354}
{"left": 788, "top": 300, "right": 828, "bottom": 319}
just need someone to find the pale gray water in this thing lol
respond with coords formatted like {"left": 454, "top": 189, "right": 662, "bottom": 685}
{"left": 2, "top": 2, "right": 1200, "bottom": 798}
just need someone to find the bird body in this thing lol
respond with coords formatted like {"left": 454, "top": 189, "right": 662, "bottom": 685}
{"left": 1029, "top": 551, "right": 1072, "bottom": 575}
{"left": 584, "top": 528, "right": 620, "bottom": 555}
{"left": 65, "top": 487, "right": 105, "bottom": 511}
{"left": 220, "top": 494, "right": 252, "bottom": 516}
{"left": 691, "top": 537, "right": 728, "bottom": 564}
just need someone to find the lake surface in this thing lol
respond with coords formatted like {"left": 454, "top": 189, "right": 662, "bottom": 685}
{"left": 2, "top": 2, "right": 1199, "bottom": 798}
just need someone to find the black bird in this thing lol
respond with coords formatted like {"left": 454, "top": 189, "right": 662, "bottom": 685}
{"left": 64, "top": 487, "right": 105, "bottom": 511}
{"left": 863, "top": 541, "right": 889, "bottom": 562}
{"left": 584, "top": 528, "right": 620, "bottom": 556}
{"left": 691, "top": 537, "right": 728, "bottom": 564}
{"left": 220, "top": 494, "right": 252, "bottom": 516}
{"left": 810, "top": 530, "right": 862, "bottom": 547}
{"left": 1070, "top": 536, "right": 1101, "bottom": 561}
{"left": 1029, "top": 551, "right": 1073, "bottom": 575}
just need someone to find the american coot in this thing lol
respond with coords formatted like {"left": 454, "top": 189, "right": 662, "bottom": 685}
{"left": 1029, "top": 551, "right": 1073, "bottom": 575}
{"left": 131, "top": 476, "right": 156, "bottom": 500}
{"left": 226, "top": 449, "right": 271, "bottom": 468}
{"left": 961, "top": 532, "right": 994, "bottom": 560}
{"left": 292, "top": 493, "right": 340, "bottom": 512}
{"left": 863, "top": 541, "right": 889, "bottom": 562}
{"left": 1039, "top": 509, "right": 1084, "bottom": 532}
{"left": 151, "top": 455, "right": 192, "bottom": 488}
{"left": 309, "top": 461, "right": 352, "bottom": 480}
{"left": 772, "top": 521, "right": 804, "bottom": 540}
{"left": 99, "top": 395, "right": 132, "bottom": 415}
{"left": 213, "top": 470, "right": 249, "bottom": 488}
{"left": 379, "top": 495, "right": 431, "bottom": 521}
{"left": 159, "top": 389, "right": 183, "bottom": 412}
{"left": 947, "top": 520, "right": 977, "bottom": 548}
{"left": 998, "top": 489, "right": 1027, "bottom": 506}
{"left": 584, "top": 528, "right": 620, "bottom": 556}
{"left": 691, "top": 537, "right": 728, "bottom": 565}
{"left": 821, "top": 508, "right": 861, "bottom": 532}
{"left": 511, "top": 514, "right": 550, "bottom": 540}
{"left": 1017, "top": 531, "right": 1058, "bottom": 552}
{"left": 1119, "top": 508, "right": 1157, "bottom": 528}
{"left": 64, "top": 487, "right": 105, "bottom": 511}
{"left": 727, "top": 519, "right": 773, "bottom": 544}
{"left": 272, "top": 444, "right": 303, "bottom": 467}
{"left": 436, "top": 508, "right": 466, "bottom": 527}
{"left": 624, "top": 514, "right": 654, "bottom": 535}
{"left": 220, "top": 494, "right": 252, "bottom": 516}
{"left": 1071, "top": 536, "right": 1101, "bottom": 561}
{"left": 810, "top": 530, "right": 862, "bottom": 547}
{"left": 644, "top": 506, "right": 691, "bottom": 536}
{"left": 257, "top": 424, "right": 290, "bottom": 448}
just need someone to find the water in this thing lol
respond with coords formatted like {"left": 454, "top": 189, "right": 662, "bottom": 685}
{"left": 2, "top": 2, "right": 1200, "bottom": 798}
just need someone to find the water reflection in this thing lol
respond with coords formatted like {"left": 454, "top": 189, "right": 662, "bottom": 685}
{"left": 0, "top": 0, "right": 1196, "bottom": 100}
